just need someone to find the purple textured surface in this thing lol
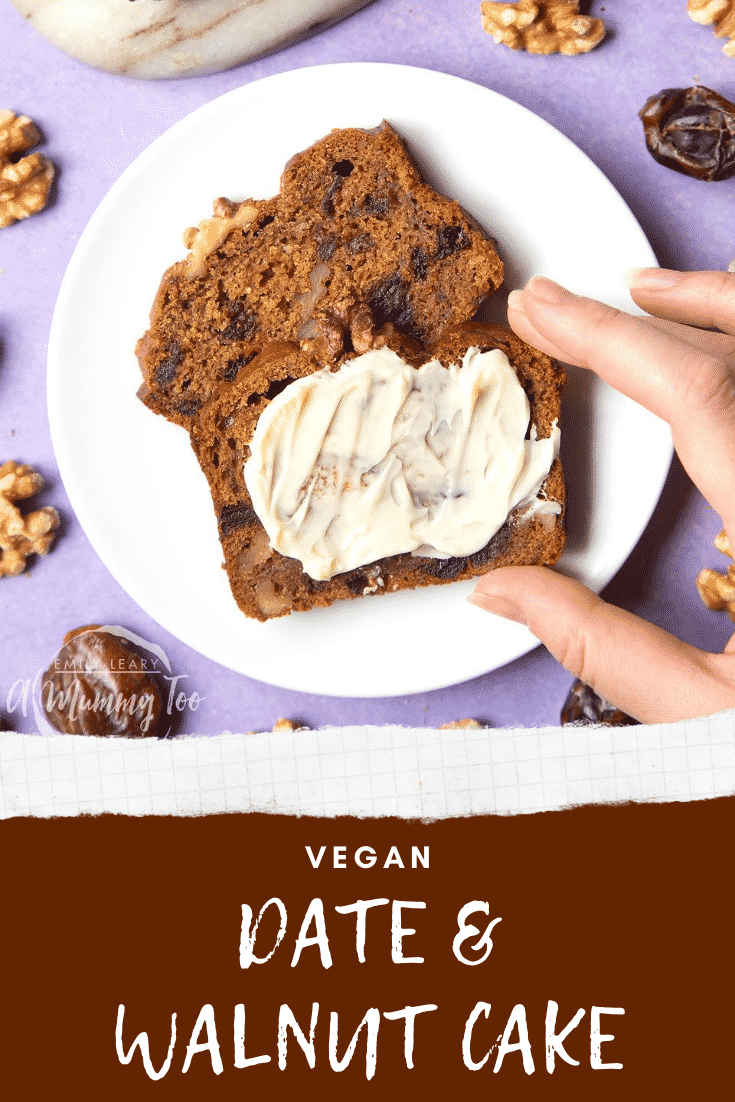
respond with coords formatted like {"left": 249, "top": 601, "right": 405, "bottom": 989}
{"left": 1, "top": 0, "right": 734, "bottom": 734}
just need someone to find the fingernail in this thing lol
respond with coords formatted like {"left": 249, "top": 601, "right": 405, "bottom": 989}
{"left": 624, "top": 267, "right": 684, "bottom": 291}
{"left": 507, "top": 288, "right": 526, "bottom": 313}
{"left": 467, "top": 589, "right": 527, "bottom": 625}
{"left": 524, "top": 276, "right": 574, "bottom": 305}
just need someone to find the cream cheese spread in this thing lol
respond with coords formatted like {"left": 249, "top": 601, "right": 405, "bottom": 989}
{"left": 243, "top": 346, "right": 560, "bottom": 582}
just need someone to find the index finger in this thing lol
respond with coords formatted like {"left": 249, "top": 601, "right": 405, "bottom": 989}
{"left": 507, "top": 277, "right": 735, "bottom": 424}
{"left": 626, "top": 268, "right": 735, "bottom": 335}
{"left": 507, "top": 277, "right": 735, "bottom": 534}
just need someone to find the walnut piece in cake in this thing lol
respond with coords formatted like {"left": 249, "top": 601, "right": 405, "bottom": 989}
{"left": 480, "top": 0, "right": 605, "bottom": 55}
{"left": 0, "top": 461, "right": 60, "bottom": 577}
{"left": 0, "top": 111, "right": 55, "bottom": 228}
{"left": 688, "top": 0, "right": 735, "bottom": 58}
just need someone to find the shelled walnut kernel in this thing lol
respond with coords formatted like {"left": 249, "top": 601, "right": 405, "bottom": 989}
{"left": 0, "top": 111, "right": 55, "bottom": 228}
{"left": 272, "top": 718, "right": 299, "bottom": 732}
{"left": 0, "top": 461, "right": 59, "bottom": 577}
{"left": 688, "top": 0, "right": 735, "bottom": 58}
{"left": 697, "top": 529, "right": 735, "bottom": 620}
{"left": 480, "top": 0, "right": 605, "bottom": 55}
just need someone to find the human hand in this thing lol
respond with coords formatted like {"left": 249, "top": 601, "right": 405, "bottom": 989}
{"left": 469, "top": 269, "right": 735, "bottom": 723}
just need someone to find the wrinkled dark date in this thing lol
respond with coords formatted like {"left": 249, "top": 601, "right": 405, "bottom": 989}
{"left": 639, "top": 85, "right": 735, "bottom": 181}
{"left": 561, "top": 679, "right": 638, "bottom": 728}
{"left": 40, "top": 625, "right": 164, "bottom": 737}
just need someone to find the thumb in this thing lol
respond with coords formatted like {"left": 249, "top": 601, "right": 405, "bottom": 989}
{"left": 469, "top": 566, "right": 735, "bottom": 724}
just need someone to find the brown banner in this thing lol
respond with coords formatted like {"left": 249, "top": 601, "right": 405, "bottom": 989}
{"left": 2, "top": 798, "right": 733, "bottom": 1098}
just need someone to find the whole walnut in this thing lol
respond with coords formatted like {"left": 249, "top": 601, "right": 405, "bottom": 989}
{"left": 688, "top": 0, "right": 735, "bottom": 58}
{"left": 0, "top": 111, "right": 55, "bottom": 228}
{"left": 481, "top": 1, "right": 605, "bottom": 55}
{"left": 0, "top": 460, "right": 59, "bottom": 577}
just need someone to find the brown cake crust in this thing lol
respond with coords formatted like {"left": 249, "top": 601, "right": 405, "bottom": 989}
{"left": 136, "top": 122, "right": 504, "bottom": 426}
{"left": 190, "top": 323, "right": 566, "bottom": 621}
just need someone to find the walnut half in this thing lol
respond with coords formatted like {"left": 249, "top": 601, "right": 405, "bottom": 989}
{"left": 0, "top": 461, "right": 60, "bottom": 577}
{"left": 688, "top": 0, "right": 735, "bottom": 57}
{"left": 697, "top": 528, "right": 735, "bottom": 621}
{"left": 0, "top": 111, "right": 55, "bottom": 229}
{"left": 480, "top": 0, "right": 605, "bottom": 55}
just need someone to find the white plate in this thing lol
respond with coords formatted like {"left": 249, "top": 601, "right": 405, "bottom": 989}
{"left": 48, "top": 63, "right": 672, "bottom": 698}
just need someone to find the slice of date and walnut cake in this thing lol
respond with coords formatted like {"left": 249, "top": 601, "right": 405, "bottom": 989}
{"left": 135, "top": 122, "right": 564, "bottom": 620}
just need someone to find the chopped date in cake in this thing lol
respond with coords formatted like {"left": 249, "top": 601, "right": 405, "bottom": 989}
{"left": 411, "top": 246, "right": 429, "bottom": 281}
{"left": 367, "top": 272, "right": 416, "bottom": 333}
{"left": 340, "top": 564, "right": 385, "bottom": 595}
{"left": 362, "top": 192, "right": 389, "bottom": 217}
{"left": 435, "top": 224, "right": 471, "bottom": 260}
{"left": 223, "top": 352, "right": 257, "bottom": 382}
{"left": 154, "top": 342, "right": 183, "bottom": 387}
{"left": 174, "top": 398, "right": 202, "bottom": 418}
{"left": 470, "top": 522, "right": 513, "bottom": 568}
{"left": 425, "top": 555, "right": 467, "bottom": 580}
{"left": 218, "top": 501, "right": 257, "bottom": 536}
{"left": 344, "top": 572, "right": 368, "bottom": 594}
{"left": 219, "top": 301, "right": 258, "bottom": 343}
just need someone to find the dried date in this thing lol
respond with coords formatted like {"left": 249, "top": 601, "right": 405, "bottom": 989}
{"left": 367, "top": 272, "right": 417, "bottom": 335}
{"left": 40, "top": 625, "right": 165, "bottom": 737}
{"left": 639, "top": 86, "right": 735, "bottom": 181}
{"left": 561, "top": 679, "right": 638, "bottom": 728}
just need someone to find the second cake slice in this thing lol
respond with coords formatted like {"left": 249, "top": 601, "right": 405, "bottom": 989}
{"left": 136, "top": 122, "right": 504, "bottom": 426}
